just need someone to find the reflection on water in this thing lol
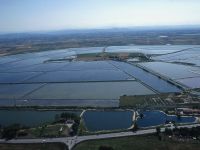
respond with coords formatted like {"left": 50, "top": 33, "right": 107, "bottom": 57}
{"left": 137, "top": 110, "right": 196, "bottom": 128}
{"left": 83, "top": 110, "right": 133, "bottom": 131}
{"left": 0, "top": 110, "right": 80, "bottom": 127}
{"left": 110, "top": 61, "right": 181, "bottom": 93}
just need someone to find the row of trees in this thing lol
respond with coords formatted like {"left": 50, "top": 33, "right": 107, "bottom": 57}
{"left": 0, "top": 124, "right": 29, "bottom": 140}
{"left": 164, "top": 126, "right": 200, "bottom": 138}
{"left": 0, "top": 112, "right": 81, "bottom": 140}
{"left": 155, "top": 126, "right": 200, "bottom": 142}
{"left": 54, "top": 112, "right": 81, "bottom": 136}
{"left": 155, "top": 126, "right": 200, "bottom": 140}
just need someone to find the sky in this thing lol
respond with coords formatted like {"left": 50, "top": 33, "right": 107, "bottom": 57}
{"left": 0, "top": 0, "right": 200, "bottom": 33}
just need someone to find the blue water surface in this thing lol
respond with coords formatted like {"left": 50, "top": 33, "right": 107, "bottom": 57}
{"left": 137, "top": 110, "right": 196, "bottom": 128}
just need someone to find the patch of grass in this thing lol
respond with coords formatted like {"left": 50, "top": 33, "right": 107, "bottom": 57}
{"left": 78, "top": 120, "right": 87, "bottom": 136}
{"left": 119, "top": 95, "right": 150, "bottom": 107}
{"left": 0, "top": 142, "right": 67, "bottom": 150}
{"left": 27, "top": 124, "right": 69, "bottom": 138}
{"left": 119, "top": 94, "right": 171, "bottom": 107}
{"left": 43, "top": 124, "right": 69, "bottom": 137}
{"left": 77, "top": 53, "right": 101, "bottom": 57}
{"left": 73, "top": 135, "right": 200, "bottom": 150}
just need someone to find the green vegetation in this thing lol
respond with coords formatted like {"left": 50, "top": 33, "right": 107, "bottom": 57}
{"left": 73, "top": 135, "right": 200, "bottom": 150}
{"left": 27, "top": 112, "right": 81, "bottom": 137}
{"left": 131, "top": 122, "right": 138, "bottom": 132}
{"left": 77, "top": 53, "right": 101, "bottom": 57}
{"left": 156, "top": 126, "right": 161, "bottom": 135}
{"left": 98, "top": 146, "right": 114, "bottom": 150}
{"left": 119, "top": 95, "right": 154, "bottom": 107}
{"left": 78, "top": 119, "right": 87, "bottom": 136}
{"left": 0, "top": 112, "right": 80, "bottom": 139}
{"left": 119, "top": 94, "right": 178, "bottom": 108}
{"left": 0, "top": 123, "right": 70, "bottom": 139}
{"left": 76, "top": 51, "right": 149, "bottom": 62}
{"left": 27, "top": 124, "right": 69, "bottom": 138}
{"left": 0, "top": 143, "right": 68, "bottom": 150}
{"left": 0, "top": 124, "right": 28, "bottom": 140}
{"left": 164, "top": 126, "right": 200, "bottom": 138}
{"left": 57, "top": 112, "right": 81, "bottom": 136}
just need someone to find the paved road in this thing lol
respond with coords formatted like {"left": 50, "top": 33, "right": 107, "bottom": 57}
{"left": 0, "top": 123, "right": 200, "bottom": 150}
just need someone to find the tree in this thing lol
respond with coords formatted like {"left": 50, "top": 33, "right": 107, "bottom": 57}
{"left": 132, "top": 122, "right": 138, "bottom": 132}
{"left": 17, "top": 131, "right": 28, "bottom": 137}
{"left": 177, "top": 114, "right": 181, "bottom": 120}
{"left": 165, "top": 128, "right": 173, "bottom": 136}
{"left": 173, "top": 127, "right": 179, "bottom": 136}
{"left": 179, "top": 127, "right": 190, "bottom": 137}
{"left": 140, "top": 113, "right": 144, "bottom": 119}
{"left": 71, "top": 122, "right": 79, "bottom": 135}
{"left": 2, "top": 124, "right": 21, "bottom": 140}
{"left": 156, "top": 127, "right": 161, "bottom": 135}
{"left": 58, "top": 113, "right": 80, "bottom": 124}
{"left": 190, "top": 127, "right": 198, "bottom": 138}
{"left": 54, "top": 114, "right": 60, "bottom": 122}
{"left": 39, "top": 125, "right": 46, "bottom": 137}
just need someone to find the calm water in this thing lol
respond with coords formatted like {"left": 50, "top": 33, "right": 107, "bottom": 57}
{"left": 26, "top": 70, "right": 132, "bottom": 83}
{"left": 140, "top": 62, "right": 200, "bottom": 79}
{"left": 15, "top": 99, "right": 119, "bottom": 107}
{"left": 0, "top": 110, "right": 80, "bottom": 127}
{"left": 0, "top": 81, "right": 153, "bottom": 107}
{"left": 0, "top": 72, "right": 42, "bottom": 83}
{"left": 83, "top": 110, "right": 133, "bottom": 131}
{"left": 106, "top": 45, "right": 197, "bottom": 54}
{"left": 25, "top": 81, "right": 154, "bottom": 100}
{"left": 153, "top": 47, "right": 200, "bottom": 67}
{"left": 0, "top": 84, "right": 43, "bottom": 99}
{"left": 177, "top": 77, "right": 200, "bottom": 88}
{"left": 137, "top": 110, "right": 196, "bottom": 128}
{"left": 60, "top": 61, "right": 115, "bottom": 71}
{"left": 1, "top": 46, "right": 198, "bottom": 107}
{"left": 109, "top": 61, "right": 181, "bottom": 93}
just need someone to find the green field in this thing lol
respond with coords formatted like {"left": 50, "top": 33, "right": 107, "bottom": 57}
{"left": 119, "top": 94, "right": 172, "bottom": 107}
{"left": 27, "top": 124, "right": 69, "bottom": 138}
{"left": 0, "top": 143, "right": 67, "bottom": 150}
{"left": 119, "top": 95, "right": 154, "bottom": 107}
{"left": 73, "top": 135, "right": 200, "bottom": 150}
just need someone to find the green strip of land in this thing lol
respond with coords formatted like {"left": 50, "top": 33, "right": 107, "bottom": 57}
{"left": 0, "top": 142, "right": 67, "bottom": 150}
{"left": 73, "top": 135, "right": 200, "bottom": 150}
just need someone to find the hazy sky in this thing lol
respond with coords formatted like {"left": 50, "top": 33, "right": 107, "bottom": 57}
{"left": 0, "top": 0, "right": 200, "bottom": 33}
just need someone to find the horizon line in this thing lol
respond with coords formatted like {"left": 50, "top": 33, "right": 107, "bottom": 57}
{"left": 1, "top": 24, "right": 200, "bottom": 35}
